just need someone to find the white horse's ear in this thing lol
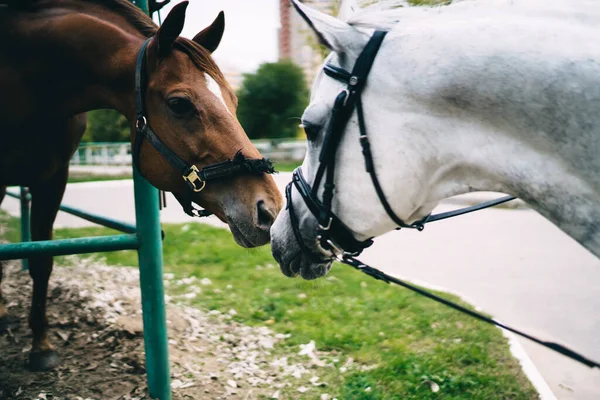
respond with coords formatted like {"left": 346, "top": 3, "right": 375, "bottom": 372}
{"left": 290, "top": 0, "right": 365, "bottom": 55}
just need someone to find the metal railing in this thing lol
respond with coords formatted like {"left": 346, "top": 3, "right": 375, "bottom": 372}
{"left": 70, "top": 139, "right": 307, "bottom": 166}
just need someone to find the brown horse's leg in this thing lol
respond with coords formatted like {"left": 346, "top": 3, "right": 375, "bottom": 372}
{"left": 0, "top": 185, "right": 8, "bottom": 331}
{"left": 26, "top": 165, "right": 68, "bottom": 371}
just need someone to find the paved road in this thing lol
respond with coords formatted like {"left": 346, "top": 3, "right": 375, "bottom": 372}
{"left": 2, "top": 174, "right": 599, "bottom": 399}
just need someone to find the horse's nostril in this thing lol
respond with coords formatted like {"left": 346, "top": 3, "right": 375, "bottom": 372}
{"left": 256, "top": 200, "right": 275, "bottom": 229}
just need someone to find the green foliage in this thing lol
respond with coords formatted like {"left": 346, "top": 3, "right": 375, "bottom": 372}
{"left": 81, "top": 109, "right": 129, "bottom": 143}
{"left": 236, "top": 61, "right": 308, "bottom": 139}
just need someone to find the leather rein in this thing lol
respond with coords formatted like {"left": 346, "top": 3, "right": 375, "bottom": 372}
{"left": 133, "top": 38, "right": 275, "bottom": 217}
{"left": 285, "top": 30, "right": 599, "bottom": 369}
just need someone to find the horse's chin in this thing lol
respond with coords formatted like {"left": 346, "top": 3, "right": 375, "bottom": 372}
{"left": 225, "top": 218, "right": 267, "bottom": 248}
{"left": 270, "top": 204, "right": 333, "bottom": 279}
{"left": 272, "top": 244, "right": 333, "bottom": 280}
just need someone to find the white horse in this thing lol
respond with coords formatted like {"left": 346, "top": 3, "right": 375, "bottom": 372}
{"left": 270, "top": 0, "right": 600, "bottom": 279}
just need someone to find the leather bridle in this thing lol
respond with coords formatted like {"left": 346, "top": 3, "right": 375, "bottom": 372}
{"left": 286, "top": 30, "right": 516, "bottom": 260}
{"left": 287, "top": 30, "right": 426, "bottom": 261}
{"left": 133, "top": 38, "right": 275, "bottom": 217}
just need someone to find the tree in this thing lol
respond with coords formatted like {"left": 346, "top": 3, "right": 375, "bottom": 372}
{"left": 236, "top": 60, "right": 308, "bottom": 139}
{"left": 81, "top": 109, "right": 130, "bottom": 142}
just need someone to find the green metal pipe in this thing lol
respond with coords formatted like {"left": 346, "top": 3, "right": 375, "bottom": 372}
{"left": 133, "top": 167, "right": 171, "bottom": 400}
{"left": 19, "top": 187, "right": 31, "bottom": 270}
{"left": 7, "top": 190, "right": 136, "bottom": 234}
{"left": 58, "top": 203, "right": 137, "bottom": 234}
{"left": 0, "top": 234, "right": 139, "bottom": 261}
{"left": 130, "top": 2, "right": 171, "bottom": 397}
{"left": 135, "top": 0, "right": 149, "bottom": 14}
{"left": 5, "top": 190, "right": 29, "bottom": 201}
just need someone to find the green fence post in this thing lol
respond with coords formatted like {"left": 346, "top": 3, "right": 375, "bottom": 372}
{"left": 20, "top": 187, "right": 31, "bottom": 271}
{"left": 130, "top": 2, "right": 169, "bottom": 398}
{"left": 133, "top": 167, "right": 171, "bottom": 400}
{"left": 134, "top": 0, "right": 149, "bottom": 14}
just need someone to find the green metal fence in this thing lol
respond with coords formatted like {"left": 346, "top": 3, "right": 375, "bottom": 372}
{"left": 0, "top": 1, "right": 171, "bottom": 398}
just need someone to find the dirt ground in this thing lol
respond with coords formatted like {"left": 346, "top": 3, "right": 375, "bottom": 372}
{"left": 0, "top": 259, "right": 333, "bottom": 400}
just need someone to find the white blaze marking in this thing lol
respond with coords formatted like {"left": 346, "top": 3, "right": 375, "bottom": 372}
{"left": 205, "top": 73, "right": 232, "bottom": 116}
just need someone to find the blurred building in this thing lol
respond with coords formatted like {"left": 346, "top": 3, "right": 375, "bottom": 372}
{"left": 215, "top": 59, "right": 244, "bottom": 92}
{"left": 278, "top": 0, "right": 336, "bottom": 85}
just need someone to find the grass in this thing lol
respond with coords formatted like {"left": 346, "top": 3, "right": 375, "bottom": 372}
{"left": 0, "top": 212, "right": 538, "bottom": 399}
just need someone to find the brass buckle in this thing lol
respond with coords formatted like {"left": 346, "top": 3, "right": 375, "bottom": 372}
{"left": 183, "top": 165, "right": 206, "bottom": 192}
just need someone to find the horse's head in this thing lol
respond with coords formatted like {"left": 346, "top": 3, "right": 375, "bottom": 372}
{"left": 271, "top": 1, "right": 438, "bottom": 278}
{"left": 135, "top": 2, "right": 282, "bottom": 247}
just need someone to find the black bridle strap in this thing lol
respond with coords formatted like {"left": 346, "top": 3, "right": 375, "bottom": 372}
{"left": 292, "top": 168, "right": 373, "bottom": 255}
{"left": 198, "top": 152, "right": 275, "bottom": 182}
{"left": 293, "top": 30, "right": 391, "bottom": 256}
{"left": 172, "top": 191, "right": 212, "bottom": 218}
{"left": 286, "top": 182, "right": 328, "bottom": 262}
{"left": 425, "top": 195, "right": 517, "bottom": 223}
{"left": 356, "top": 96, "right": 424, "bottom": 230}
{"left": 133, "top": 38, "right": 151, "bottom": 171}
{"left": 342, "top": 256, "right": 600, "bottom": 369}
{"left": 134, "top": 38, "right": 200, "bottom": 187}
{"left": 323, "top": 64, "right": 352, "bottom": 82}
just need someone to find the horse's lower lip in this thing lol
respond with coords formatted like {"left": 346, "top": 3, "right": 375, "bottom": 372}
{"left": 227, "top": 220, "right": 253, "bottom": 247}
{"left": 277, "top": 251, "right": 332, "bottom": 280}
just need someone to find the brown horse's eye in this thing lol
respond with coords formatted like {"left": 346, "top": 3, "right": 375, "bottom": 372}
{"left": 167, "top": 97, "right": 194, "bottom": 116}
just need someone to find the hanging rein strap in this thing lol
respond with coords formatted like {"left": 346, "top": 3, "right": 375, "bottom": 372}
{"left": 342, "top": 255, "right": 600, "bottom": 369}
{"left": 133, "top": 37, "right": 275, "bottom": 217}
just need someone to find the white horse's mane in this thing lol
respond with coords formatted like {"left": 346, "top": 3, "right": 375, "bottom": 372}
{"left": 336, "top": 0, "right": 598, "bottom": 30}
{"left": 336, "top": 0, "right": 409, "bottom": 29}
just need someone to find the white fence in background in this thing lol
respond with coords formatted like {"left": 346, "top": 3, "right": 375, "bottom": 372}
{"left": 70, "top": 139, "right": 307, "bottom": 166}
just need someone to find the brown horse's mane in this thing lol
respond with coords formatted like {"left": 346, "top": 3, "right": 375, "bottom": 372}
{"left": 48, "top": 0, "right": 229, "bottom": 90}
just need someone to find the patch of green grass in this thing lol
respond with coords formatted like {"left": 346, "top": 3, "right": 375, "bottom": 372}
{"left": 0, "top": 212, "right": 537, "bottom": 399}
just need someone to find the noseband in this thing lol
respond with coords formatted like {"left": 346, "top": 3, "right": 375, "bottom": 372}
{"left": 133, "top": 38, "right": 275, "bottom": 217}
{"left": 287, "top": 30, "right": 428, "bottom": 260}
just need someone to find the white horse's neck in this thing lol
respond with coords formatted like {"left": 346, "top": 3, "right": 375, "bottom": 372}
{"left": 410, "top": 116, "right": 600, "bottom": 253}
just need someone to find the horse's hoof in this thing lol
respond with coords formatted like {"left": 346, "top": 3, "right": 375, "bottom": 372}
{"left": 0, "top": 315, "right": 20, "bottom": 333}
{"left": 28, "top": 350, "right": 61, "bottom": 371}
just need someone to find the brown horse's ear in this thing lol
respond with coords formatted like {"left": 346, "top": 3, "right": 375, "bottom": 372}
{"left": 156, "top": 1, "right": 188, "bottom": 58}
{"left": 192, "top": 11, "right": 225, "bottom": 54}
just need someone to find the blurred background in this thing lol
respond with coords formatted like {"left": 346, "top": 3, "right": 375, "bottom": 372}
{"left": 80, "top": 0, "right": 339, "bottom": 166}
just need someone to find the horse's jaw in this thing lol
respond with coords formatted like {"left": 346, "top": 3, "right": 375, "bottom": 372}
{"left": 270, "top": 208, "right": 334, "bottom": 280}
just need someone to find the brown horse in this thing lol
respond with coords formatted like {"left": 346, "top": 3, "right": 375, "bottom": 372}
{"left": 0, "top": 0, "right": 282, "bottom": 370}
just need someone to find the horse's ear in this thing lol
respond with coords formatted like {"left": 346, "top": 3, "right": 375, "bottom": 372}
{"left": 156, "top": 1, "right": 188, "bottom": 58}
{"left": 192, "top": 11, "right": 225, "bottom": 54}
{"left": 290, "top": 0, "right": 364, "bottom": 55}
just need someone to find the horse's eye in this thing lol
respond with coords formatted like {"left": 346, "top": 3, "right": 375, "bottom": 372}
{"left": 301, "top": 121, "right": 321, "bottom": 141}
{"left": 167, "top": 97, "right": 195, "bottom": 116}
